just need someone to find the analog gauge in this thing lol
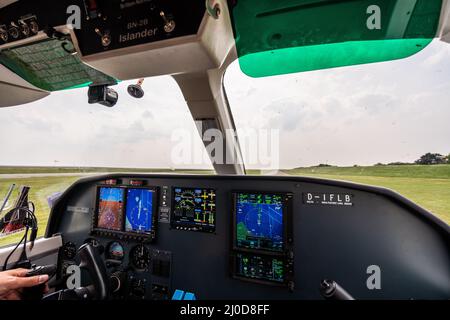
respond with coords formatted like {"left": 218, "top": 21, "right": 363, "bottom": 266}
{"left": 107, "top": 241, "right": 125, "bottom": 261}
{"left": 62, "top": 242, "right": 77, "bottom": 260}
{"left": 130, "top": 244, "right": 151, "bottom": 270}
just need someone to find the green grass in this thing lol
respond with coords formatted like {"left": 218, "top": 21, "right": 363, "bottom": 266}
{"left": 0, "top": 166, "right": 214, "bottom": 175}
{"left": 0, "top": 165, "right": 448, "bottom": 248}
{"left": 0, "top": 176, "right": 80, "bottom": 247}
{"left": 284, "top": 164, "right": 450, "bottom": 179}
{"left": 283, "top": 165, "right": 450, "bottom": 224}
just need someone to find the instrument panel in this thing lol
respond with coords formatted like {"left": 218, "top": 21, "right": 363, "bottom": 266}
{"left": 47, "top": 174, "right": 450, "bottom": 300}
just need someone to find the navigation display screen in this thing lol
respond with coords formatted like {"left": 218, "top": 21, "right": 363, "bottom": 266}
{"left": 235, "top": 193, "right": 284, "bottom": 252}
{"left": 171, "top": 187, "right": 216, "bottom": 232}
{"left": 234, "top": 253, "right": 285, "bottom": 283}
{"left": 97, "top": 187, "right": 124, "bottom": 231}
{"left": 125, "top": 188, "right": 155, "bottom": 233}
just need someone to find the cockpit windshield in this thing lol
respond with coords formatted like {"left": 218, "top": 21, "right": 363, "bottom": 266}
{"left": 225, "top": 39, "right": 450, "bottom": 223}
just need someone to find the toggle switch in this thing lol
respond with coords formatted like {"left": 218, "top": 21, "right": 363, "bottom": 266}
{"left": 29, "top": 20, "right": 39, "bottom": 35}
{"left": 18, "top": 21, "right": 30, "bottom": 37}
{"left": 160, "top": 11, "right": 176, "bottom": 33}
{"left": 95, "top": 28, "right": 111, "bottom": 47}
{"left": 0, "top": 25, "right": 8, "bottom": 42}
{"left": 9, "top": 22, "right": 20, "bottom": 39}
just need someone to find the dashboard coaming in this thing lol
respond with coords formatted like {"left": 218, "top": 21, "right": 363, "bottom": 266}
{"left": 46, "top": 174, "right": 450, "bottom": 300}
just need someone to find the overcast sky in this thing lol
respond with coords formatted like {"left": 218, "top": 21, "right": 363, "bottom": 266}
{"left": 0, "top": 40, "right": 449, "bottom": 169}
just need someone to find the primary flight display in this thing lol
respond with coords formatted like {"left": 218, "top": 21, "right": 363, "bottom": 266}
{"left": 94, "top": 186, "right": 157, "bottom": 240}
{"left": 97, "top": 187, "right": 124, "bottom": 231}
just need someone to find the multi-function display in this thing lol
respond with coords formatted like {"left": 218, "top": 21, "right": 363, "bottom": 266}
{"left": 231, "top": 191, "right": 293, "bottom": 286}
{"left": 171, "top": 187, "right": 216, "bottom": 232}
{"left": 235, "top": 193, "right": 284, "bottom": 252}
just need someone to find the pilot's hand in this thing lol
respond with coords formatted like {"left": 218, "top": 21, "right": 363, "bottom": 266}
{"left": 0, "top": 268, "right": 49, "bottom": 300}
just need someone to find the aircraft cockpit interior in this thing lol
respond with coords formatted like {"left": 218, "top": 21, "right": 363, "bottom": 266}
{"left": 0, "top": 0, "right": 449, "bottom": 306}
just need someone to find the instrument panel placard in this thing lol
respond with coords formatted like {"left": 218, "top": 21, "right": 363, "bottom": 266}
{"left": 303, "top": 192, "right": 353, "bottom": 206}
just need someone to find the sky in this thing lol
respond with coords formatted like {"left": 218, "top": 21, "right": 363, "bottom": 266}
{"left": 0, "top": 40, "right": 449, "bottom": 170}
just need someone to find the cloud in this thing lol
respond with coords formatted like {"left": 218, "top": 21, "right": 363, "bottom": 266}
{"left": 0, "top": 76, "right": 202, "bottom": 168}
{"left": 142, "top": 110, "right": 153, "bottom": 119}
{"left": 0, "top": 40, "right": 449, "bottom": 169}
{"left": 225, "top": 39, "right": 450, "bottom": 168}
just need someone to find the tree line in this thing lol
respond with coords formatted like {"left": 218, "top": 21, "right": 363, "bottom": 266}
{"left": 414, "top": 153, "right": 449, "bottom": 165}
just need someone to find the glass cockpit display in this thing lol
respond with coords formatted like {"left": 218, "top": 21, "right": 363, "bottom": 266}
{"left": 125, "top": 188, "right": 154, "bottom": 233}
{"left": 235, "top": 193, "right": 284, "bottom": 252}
{"left": 97, "top": 187, "right": 124, "bottom": 231}
{"left": 171, "top": 187, "right": 216, "bottom": 232}
{"left": 234, "top": 253, "right": 285, "bottom": 283}
{"left": 93, "top": 186, "right": 157, "bottom": 240}
{"left": 231, "top": 191, "right": 294, "bottom": 287}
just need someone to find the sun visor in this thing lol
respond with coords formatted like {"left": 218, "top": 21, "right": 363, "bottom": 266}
{"left": 228, "top": 0, "right": 444, "bottom": 77}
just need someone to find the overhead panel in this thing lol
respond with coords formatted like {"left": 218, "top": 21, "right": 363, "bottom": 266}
{"left": 0, "top": 0, "right": 209, "bottom": 87}
{"left": 74, "top": 0, "right": 206, "bottom": 56}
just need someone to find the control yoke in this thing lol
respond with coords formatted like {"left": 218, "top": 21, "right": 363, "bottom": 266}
{"left": 78, "top": 243, "right": 110, "bottom": 300}
{"left": 44, "top": 243, "right": 110, "bottom": 300}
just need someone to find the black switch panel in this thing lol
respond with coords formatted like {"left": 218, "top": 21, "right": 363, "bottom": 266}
{"left": 151, "top": 249, "right": 172, "bottom": 299}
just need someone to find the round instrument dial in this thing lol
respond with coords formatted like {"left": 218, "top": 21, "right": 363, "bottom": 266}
{"left": 62, "top": 242, "right": 77, "bottom": 260}
{"left": 130, "top": 244, "right": 151, "bottom": 270}
{"left": 106, "top": 241, "right": 125, "bottom": 261}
